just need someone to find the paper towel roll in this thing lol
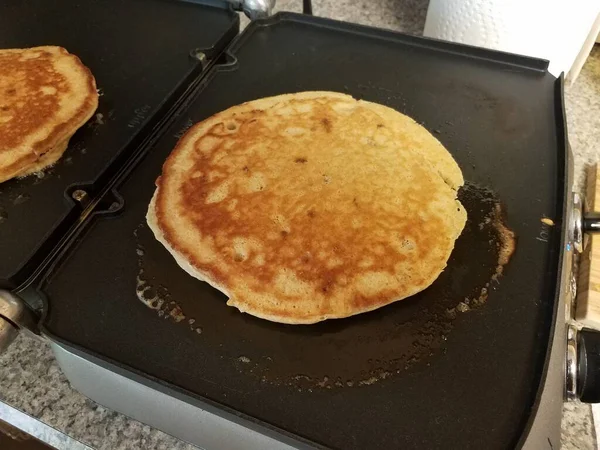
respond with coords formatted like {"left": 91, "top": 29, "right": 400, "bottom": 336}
{"left": 424, "top": 0, "right": 600, "bottom": 79}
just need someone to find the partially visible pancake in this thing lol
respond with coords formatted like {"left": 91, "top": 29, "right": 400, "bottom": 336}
{"left": 148, "top": 91, "right": 467, "bottom": 324}
{"left": 0, "top": 46, "right": 98, "bottom": 183}
{"left": 16, "top": 138, "right": 69, "bottom": 177}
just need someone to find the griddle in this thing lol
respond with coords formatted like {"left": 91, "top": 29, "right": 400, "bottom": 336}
{"left": 19, "top": 13, "right": 566, "bottom": 449}
{"left": 0, "top": 0, "right": 239, "bottom": 288}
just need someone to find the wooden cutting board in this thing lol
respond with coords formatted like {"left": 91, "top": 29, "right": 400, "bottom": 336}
{"left": 576, "top": 164, "right": 600, "bottom": 328}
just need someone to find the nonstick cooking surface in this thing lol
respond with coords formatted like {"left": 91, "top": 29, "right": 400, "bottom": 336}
{"left": 38, "top": 14, "right": 565, "bottom": 450}
{"left": 0, "top": 0, "right": 238, "bottom": 288}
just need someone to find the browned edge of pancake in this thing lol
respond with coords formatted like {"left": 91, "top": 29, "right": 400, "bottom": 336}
{"left": 0, "top": 46, "right": 98, "bottom": 183}
{"left": 149, "top": 92, "right": 466, "bottom": 324}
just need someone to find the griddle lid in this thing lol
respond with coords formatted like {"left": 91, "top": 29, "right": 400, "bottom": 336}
{"left": 0, "top": 0, "right": 238, "bottom": 289}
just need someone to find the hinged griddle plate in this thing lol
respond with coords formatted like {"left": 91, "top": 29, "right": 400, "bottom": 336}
{"left": 0, "top": 0, "right": 239, "bottom": 289}
{"left": 37, "top": 13, "right": 566, "bottom": 450}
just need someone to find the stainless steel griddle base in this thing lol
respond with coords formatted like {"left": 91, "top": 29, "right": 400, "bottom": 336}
{"left": 52, "top": 329, "right": 565, "bottom": 450}
{"left": 29, "top": 12, "right": 571, "bottom": 450}
{"left": 51, "top": 343, "right": 295, "bottom": 450}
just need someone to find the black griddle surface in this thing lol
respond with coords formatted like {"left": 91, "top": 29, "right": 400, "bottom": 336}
{"left": 0, "top": 0, "right": 238, "bottom": 288}
{"left": 39, "top": 14, "right": 565, "bottom": 450}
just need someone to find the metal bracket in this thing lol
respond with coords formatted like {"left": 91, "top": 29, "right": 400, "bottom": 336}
{"left": 71, "top": 189, "right": 91, "bottom": 209}
{"left": 565, "top": 192, "right": 580, "bottom": 400}
{"left": 566, "top": 325, "right": 578, "bottom": 400}
{"left": 566, "top": 325, "right": 600, "bottom": 402}
{"left": 572, "top": 192, "right": 584, "bottom": 253}
{"left": 0, "top": 290, "right": 40, "bottom": 353}
{"left": 189, "top": 49, "right": 208, "bottom": 70}
{"left": 227, "top": 0, "right": 275, "bottom": 20}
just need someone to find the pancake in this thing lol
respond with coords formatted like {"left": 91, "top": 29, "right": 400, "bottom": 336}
{"left": 0, "top": 46, "right": 98, "bottom": 183}
{"left": 148, "top": 91, "right": 467, "bottom": 324}
{"left": 16, "top": 138, "right": 69, "bottom": 177}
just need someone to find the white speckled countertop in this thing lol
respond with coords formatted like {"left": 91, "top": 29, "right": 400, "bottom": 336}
{"left": 1, "top": 1, "right": 599, "bottom": 449}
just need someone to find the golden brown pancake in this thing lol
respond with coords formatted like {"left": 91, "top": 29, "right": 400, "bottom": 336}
{"left": 16, "top": 138, "right": 69, "bottom": 177}
{"left": 148, "top": 91, "right": 467, "bottom": 324}
{"left": 0, "top": 46, "right": 98, "bottom": 182}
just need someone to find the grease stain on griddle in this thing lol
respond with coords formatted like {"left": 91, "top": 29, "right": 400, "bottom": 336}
{"left": 493, "top": 204, "right": 516, "bottom": 276}
{"left": 89, "top": 113, "right": 105, "bottom": 129}
{"left": 131, "top": 185, "right": 514, "bottom": 392}
{"left": 449, "top": 194, "right": 516, "bottom": 315}
{"left": 0, "top": 189, "right": 34, "bottom": 230}
{"left": 227, "top": 183, "right": 515, "bottom": 391}
{"left": 134, "top": 223, "right": 198, "bottom": 329}
{"left": 12, "top": 193, "right": 30, "bottom": 205}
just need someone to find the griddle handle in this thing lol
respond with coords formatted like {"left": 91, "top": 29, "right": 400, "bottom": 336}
{"left": 583, "top": 213, "right": 600, "bottom": 234}
{"left": 578, "top": 328, "right": 600, "bottom": 402}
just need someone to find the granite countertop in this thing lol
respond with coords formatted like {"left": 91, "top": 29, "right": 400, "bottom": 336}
{"left": 1, "top": 1, "right": 600, "bottom": 449}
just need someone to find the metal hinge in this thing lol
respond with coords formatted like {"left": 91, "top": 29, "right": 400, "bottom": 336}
{"left": 566, "top": 325, "right": 578, "bottom": 400}
{"left": 0, "top": 290, "right": 40, "bottom": 353}
{"left": 227, "top": 0, "right": 276, "bottom": 20}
